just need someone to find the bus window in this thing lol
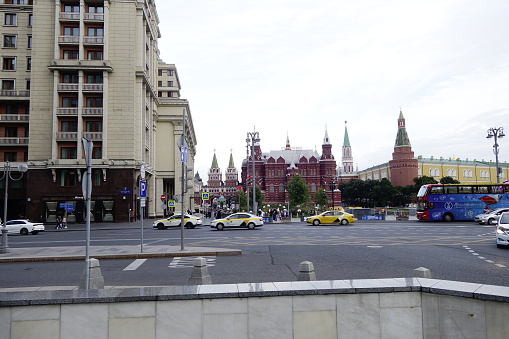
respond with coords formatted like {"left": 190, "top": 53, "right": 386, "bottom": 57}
{"left": 458, "top": 186, "right": 472, "bottom": 194}
{"left": 444, "top": 186, "right": 458, "bottom": 194}
{"left": 430, "top": 186, "right": 444, "bottom": 195}
{"left": 473, "top": 186, "right": 488, "bottom": 194}
{"left": 491, "top": 186, "right": 503, "bottom": 193}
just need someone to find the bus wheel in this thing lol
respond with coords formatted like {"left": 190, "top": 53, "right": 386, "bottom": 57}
{"left": 443, "top": 213, "right": 454, "bottom": 222}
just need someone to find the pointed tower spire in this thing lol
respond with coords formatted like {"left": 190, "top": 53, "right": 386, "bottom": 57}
{"left": 343, "top": 121, "right": 351, "bottom": 147}
{"left": 285, "top": 132, "right": 291, "bottom": 150}
{"left": 341, "top": 121, "right": 354, "bottom": 176}
{"left": 211, "top": 149, "right": 219, "bottom": 168}
{"left": 323, "top": 125, "right": 331, "bottom": 145}
{"left": 394, "top": 109, "right": 411, "bottom": 147}
{"left": 228, "top": 150, "right": 235, "bottom": 168}
{"left": 389, "top": 108, "right": 418, "bottom": 186}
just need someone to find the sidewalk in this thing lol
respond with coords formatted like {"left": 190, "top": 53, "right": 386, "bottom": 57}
{"left": 0, "top": 219, "right": 240, "bottom": 263}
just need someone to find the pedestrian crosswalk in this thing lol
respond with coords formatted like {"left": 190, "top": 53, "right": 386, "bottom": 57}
{"left": 122, "top": 256, "right": 216, "bottom": 271}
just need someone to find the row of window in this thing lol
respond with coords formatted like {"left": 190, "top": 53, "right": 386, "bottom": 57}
{"left": 4, "top": 13, "right": 32, "bottom": 27}
{"left": 61, "top": 49, "right": 103, "bottom": 60}
{"left": 60, "top": 96, "right": 102, "bottom": 108}
{"left": 268, "top": 182, "right": 321, "bottom": 193}
{"left": 3, "top": 34, "right": 31, "bottom": 49}
{"left": 3, "top": 151, "right": 27, "bottom": 162}
{"left": 62, "top": 26, "right": 103, "bottom": 36}
{"left": 428, "top": 168, "right": 505, "bottom": 179}
{"left": 158, "top": 70, "right": 174, "bottom": 76}
{"left": 60, "top": 120, "right": 102, "bottom": 132}
{"left": 61, "top": 73, "right": 103, "bottom": 84}
{"left": 62, "top": 4, "right": 103, "bottom": 14}
{"left": 2, "top": 79, "right": 30, "bottom": 91}
{"left": 2, "top": 126, "right": 28, "bottom": 137}
{"left": 2, "top": 56, "right": 31, "bottom": 71}
{"left": 60, "top": 146, "right": 101, "bottom": 159}
{"left": 158, "top": 81, "right": 174, "bottom": 87}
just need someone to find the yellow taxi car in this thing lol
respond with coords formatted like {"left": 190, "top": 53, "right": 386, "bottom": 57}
{"left": 210, "top": 213, "right": 263, "bottom": 231}
{"left": 305, "top": 210, "right": 355, "bottom": 226}
{"left": 152, "top": 214, "right": 202, "bottom": 230}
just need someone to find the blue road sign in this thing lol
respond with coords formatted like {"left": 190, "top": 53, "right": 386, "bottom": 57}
{"left": 180, "top": 146, "right": 188, "bottom": 163}
{"left": 140, "top": 180, "right": 147, "bottom": 198}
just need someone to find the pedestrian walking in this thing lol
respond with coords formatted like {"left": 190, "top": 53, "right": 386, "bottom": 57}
{"left": 62, "top": 216, "right": 67, "bottom": 229}
{"left": 55, "top": 216, "right": 62, "bottom": 229}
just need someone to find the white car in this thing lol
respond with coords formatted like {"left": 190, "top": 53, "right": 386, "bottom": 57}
{"left": 496, "top": 212, "right": 509, "bottom": 248}
{"left": 3, "top": 219, "right": 45, "bottom": 235}
{"left": 475, "top": 208, "right": 509, "bottom": 225}
{"left": 210, "top": 213, "right": 263, "bottom": 231}
{"left": 152, "top": 214, "right": 202, "bottom": 230}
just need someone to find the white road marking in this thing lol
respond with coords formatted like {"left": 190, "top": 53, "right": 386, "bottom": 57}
{"left": 123, "top": 259, "right": 147, "bottom": 271}
{"left": 169, "top": 256, "right": 216, "bottom": 268}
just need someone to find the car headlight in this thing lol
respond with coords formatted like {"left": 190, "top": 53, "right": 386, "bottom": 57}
{"left": 497, "top": 226, "right": 508, "bottom": 235}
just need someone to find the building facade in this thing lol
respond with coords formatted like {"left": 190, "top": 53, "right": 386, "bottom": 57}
{"left": 0, "top": 0, "right": 196, "bottom": 222}
{"left": 202, "top": 151, "right": 239, "bottom": 210}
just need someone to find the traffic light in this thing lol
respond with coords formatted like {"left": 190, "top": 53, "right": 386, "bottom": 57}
{"left": 184, "top": 165, "right": 194, "bottom": 193}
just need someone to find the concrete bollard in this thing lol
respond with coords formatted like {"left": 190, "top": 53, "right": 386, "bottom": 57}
{"left": 413, "top": 267, "right": 432, "bottom": 278}
{"left": 188, "top": 257, "right": 212, "bottom": 285}
{"left": 297, "top": 261, "right": 316, "bottom": 281}
{"left": 79, "top": 258, "right": 105, "bottom": 289}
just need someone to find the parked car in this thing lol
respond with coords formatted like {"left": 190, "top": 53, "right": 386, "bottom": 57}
{"left": 152, "top": 214, "right": 202, "bottom": 230}
{"left": 475, "top": 208, "right": 509, "bottom": 225}
{"left": 210, "top": 213, "right": 263, "bottom": 230}
{"left": 306, "top": 210, "right": 355, "bottom": 226}
{"left": 496, "top": 212, "right": 509, "bottom": 248}
{"left": 3, "top": 219, "right": 45, "bottom": 235}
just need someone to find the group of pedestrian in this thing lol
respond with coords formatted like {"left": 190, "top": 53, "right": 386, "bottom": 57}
{"left": 55, "top": 216, "right": 67, "bottom": 229}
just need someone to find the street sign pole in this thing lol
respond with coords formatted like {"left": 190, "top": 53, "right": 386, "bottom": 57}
{"left": 140, "top": 164, "right": 146, "bottom": 253}
{"left": 179, "top": 109, "right": 187, "bottom": 251}
{"left": 82, "top": 138, "right": 93, "bottom": 290}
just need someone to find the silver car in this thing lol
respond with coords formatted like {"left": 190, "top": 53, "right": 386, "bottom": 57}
{"left": 474, "top": 208, "right": 509, "bottom": 225}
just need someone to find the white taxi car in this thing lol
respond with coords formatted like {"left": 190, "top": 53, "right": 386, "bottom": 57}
{"left": 4, "top": 219, "right": 45, "bottom": 235}
{"left": 153, "top": 214, "right": 202, "bottom": 230}
{"left": 210, "top": 213, "right": 263, "bottom": 231}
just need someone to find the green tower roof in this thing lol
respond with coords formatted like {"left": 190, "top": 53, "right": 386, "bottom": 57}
{"left": 228, "top": 152, "right": 235, "bottom": 168}
{"left": 211, "top": 152, "right": 219, "bottom": 168}
{"left": 343, "top": 122, "right": 351, "bottom": 147}
{"left": 395, "top": 110, "right": 411, "bottom": 147}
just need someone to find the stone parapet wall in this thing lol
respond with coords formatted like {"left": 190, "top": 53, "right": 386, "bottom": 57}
{"left": 1, "top": 278, "right": 509, "bottom": 338}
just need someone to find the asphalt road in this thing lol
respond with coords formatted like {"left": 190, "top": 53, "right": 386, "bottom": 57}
{"left": 2, "top": 220, "right": 509, "bottom": 288}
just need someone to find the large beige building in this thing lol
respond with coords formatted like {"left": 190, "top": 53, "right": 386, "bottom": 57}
{"left": 0, "top": 0, "right": 196, "bottom": 222}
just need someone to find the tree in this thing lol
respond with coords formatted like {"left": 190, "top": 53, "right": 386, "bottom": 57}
{"left": 413, "top": 176, "right": 437, "bottom": 187}
{"left": 314, "top": 187, "right": 328, "bottom": 211}
{"left": 440, "top": 176, "right": 460, "bottom": 184}
{"left": 287, "top": 174, "right": 309, "bottom": 207}
{"left": 235, "top": 189, "right": 247, "bottom": 211}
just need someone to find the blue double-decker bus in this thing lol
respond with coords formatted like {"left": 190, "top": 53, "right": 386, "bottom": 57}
{"left": 416, "top": 183, "right": 509, "bottom": 221}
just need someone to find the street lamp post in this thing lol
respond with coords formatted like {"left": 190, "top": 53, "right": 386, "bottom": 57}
{"left": 487, "top": 127, "right": 505, "bottom": 183}
{"left": 0, "top": 162, "right": 28, "bottom": 253}
{"left": 328, "top": 179, "right": 337, "bottom": 209}
{"left": 247, "top": 131, "right": 260, "bottom": 212}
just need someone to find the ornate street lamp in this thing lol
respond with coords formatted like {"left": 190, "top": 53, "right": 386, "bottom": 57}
{"left": 247, "top": 131, "right": 260, "bottom": 212}
{"left": 328, "top": 179, "right": 337, "bottom": 209}
{"left": 487, "top": 127, "right": 505, "bottom": 183}
{"left": 0, "top": 162, "right": 28, "bottom": 253}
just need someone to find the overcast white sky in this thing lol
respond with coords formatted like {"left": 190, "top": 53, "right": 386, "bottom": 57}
{"left": 155, "top": 0, "right": 509, "bottom": 182}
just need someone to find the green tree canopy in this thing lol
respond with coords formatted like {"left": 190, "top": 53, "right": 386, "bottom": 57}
{"left": 413, "top": 176, "right": 438, "bottom": 187}
{"left": 440, "top": 176, "right": 460, "bottom": 184}
{"left": 314, "top": 187, "right": 328, "bottom": 211}
{"left": 287, "top": 174, "right": 309, "bottom": 207}
{"left": 235, "top": 189, "right": 247, "bottom": 211}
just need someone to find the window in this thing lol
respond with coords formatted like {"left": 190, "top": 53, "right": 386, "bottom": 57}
{"left": 63, "top": 27, "right": 79, "bottom": 36}
{"left": 26, "top": 57, "right": 31, "bottom": 70}
{"left": 4, "top": 152, "right": 17, "bottom": 162}
{"left": 28, "top": 14, "right": 32, "bottom": 27}
{"left": 62, "top": 97, "right": 78, "bottom": 107}
{"left": 63, "top": 50, "right": 78, "bottom": 59}
{"left": 463, "top": 169, "right": 472, "bottom": 178}
{"left": 167, "top": 70, "right": 173, "bottom": 76}
{"left": 3, "top": 35, "right": 16, "bottom": 48}
{"left": 5, "top": 127, "right": 17, "bottom": 137}
{"left": 87, "top": 50, "right": 103, "bottom": 60}
{"left": 63, "top": 5, "right": 79, "bottom": 12}
{"left": 59, "top": 169, "right": 77, "bottom": 186}
{"left": 158, "top": 81, "right": 162, "bottom": 87}
{"left": 27, "top": 35, "right": 32, "bottom": 48}
{"left": 92, "top": 147, "right": 101, "bottom": 159}
{"left": 62, "top": 73, "right": 78, "bottom": 83}
{"left": 88, "top": 6, "right": 104, "bottom": 14}
{"left": 4, "top": 14, "right": 17, "bottom": 26}
{"left": 86, "top": 73, "right": 102, "bottom": 83}
{"left": 269, "top": 184, "right": 274, "bottom": 193}
{"left": 60, "top": 147, "right": 77, "bottom": 159}
{"left": 61, "top": 121, "right": 77, "bottom": 132}
{"left": 168, "top": 92, "right": 173, "bottom": 97}
{"left": 86, "top": 121, "right": 102, "bottom": 132}
{"left": 158, "top": 70, "right": 162, "bottom": 76}
{"left": 2, "top": 57, "right": 15, "bottom": 70}
{"left": 2, "top": 80, "right": 14, "bottom": 90}
{"left": 92, "top": 169, "right": 101, "bottom": 185}
{"left": 6, "top": 104, "right": 18, "bottom": 114}
{"left": 86, "top": 97, "right": 102, "bottom": 107}
{"left": 167, "top": 81, "right": 173, "bottom": 87}
{"left": 311, "top": 183, "right": 316, "bottom": 192}
{"left": 87, "top": 27, "right": 103, "bottom": 36}
{"left": 26, "top": 80, "right": 30, "bottom": 90}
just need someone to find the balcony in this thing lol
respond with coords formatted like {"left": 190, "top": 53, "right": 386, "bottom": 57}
{"left": 0, "top": 137, "right": 29, "bottom": 145}
{"left": 59, "top": 12, "right": 80, "bottom": 21}
{"left": 84, "top": 13, "right": 104, "bottom": 21}
{"left": 82, "top": 83, "right": 103, "bottom": 91}
{"left": 58, "top": 36, "right": 79, "bottom": 44}
{"left": 56, "top": 132, "right": 78, "bottom": 140}
{"left": 0, "top": 114, "right": 29, "bottom": 122}
{"left": 82, "top": 132, "right": 102, "bottom": 141}
{"left": 82, "top": 108, "right": 103, "bottom": 115}
{"left": 57, "top": 83, "right": 78, "bottom": 91}
{"left": 83, "top": 36, "right": 104, "bottom": 44}
{"left": 0, "top": 90, "right": 30, "bottom": 98}
{"left": 2, "top": 0, "right": 33, "bottom": 5}
{"left": 57, "top": 108, "right": 78, "bottom": 115}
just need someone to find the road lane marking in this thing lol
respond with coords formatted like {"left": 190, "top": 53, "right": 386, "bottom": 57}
{"left": 169, "top": 256, "right": 216, "bottom": 268}
{"left": 123, "top": 259, "right": 147, "bottom": 271}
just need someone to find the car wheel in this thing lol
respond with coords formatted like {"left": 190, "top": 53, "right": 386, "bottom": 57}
{"left": 157, "top": 223, "right": 165, "bottom": 230}
{"left": 340, "top": 219, "right": 349, "bottom": 225}
{"left": 488, "top": 218, "right": 496, "bottom": 225}
{"left": 20, "top": 228, "right": 29, "bottom": 235}
{"left": 312, "top": 219, "right": 320, "bottom": 226}
{"left": 443, "top": 213, "right": 454, "bottom": 222}
{"left": 216, "top": 223, "right": 224, "bottom": 231}
{"left": 31, "top": 231, "right": 39, "bottom": 235}
{"left": 185, "top": 222, "right": 194, "bottom": 229}
{"left": 248, "top": 222, "right": 255, "bottom": 230}
{"left": 497, "top": 244, "right": 509, "bottom": 249}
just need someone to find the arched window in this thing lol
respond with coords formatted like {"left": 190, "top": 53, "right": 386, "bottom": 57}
{"left": 269, "top": 184, "right": 274, "bottom": 193}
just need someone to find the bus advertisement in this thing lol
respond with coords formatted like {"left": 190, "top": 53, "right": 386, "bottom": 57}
{"left": 416, "top": 183, "right": 509, "bottom": 221}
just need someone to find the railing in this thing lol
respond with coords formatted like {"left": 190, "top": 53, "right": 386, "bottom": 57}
{"left": 0, "top": 90, "right": 30, "bottom": 97}
{"left": 84, "top": 13, "right": 104, "bottom": 21}
{"left": 82, "top": 84, "right": 103, "bottom": 91}
{"left": 83, "top": 36, "right": 103, "bottom": 44}
{"left": 56, "top": 108, "right": 78, "bottom": 115}
{"left": 3, "top": 0, "right": 33, "bottom": 5}
{"left": 0, "top": 137, "right": 29, "bottom": 145}
{"left": 0, "top": 114, "right": 29, "bottom": 122}
{"left": 58, "top": 36, "right": 79, "bottom": 43}
{"left": 82, "top": 108, "right": 103, "bottom": 115}
{"left": 56, "top": 132, "right": 78, "bottom": 140}
{"left": 59, "top": 12, "right": 79, "bottom": 20}
{"left": 57, "top": 83, "right": 78, "bottom": 91}
{"left": 82, "top": 132, "right": 102, "bottom": 140}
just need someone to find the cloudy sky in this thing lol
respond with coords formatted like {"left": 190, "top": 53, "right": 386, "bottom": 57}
{"left": 155, "top": 0, "right": 509, "bottom": 181}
